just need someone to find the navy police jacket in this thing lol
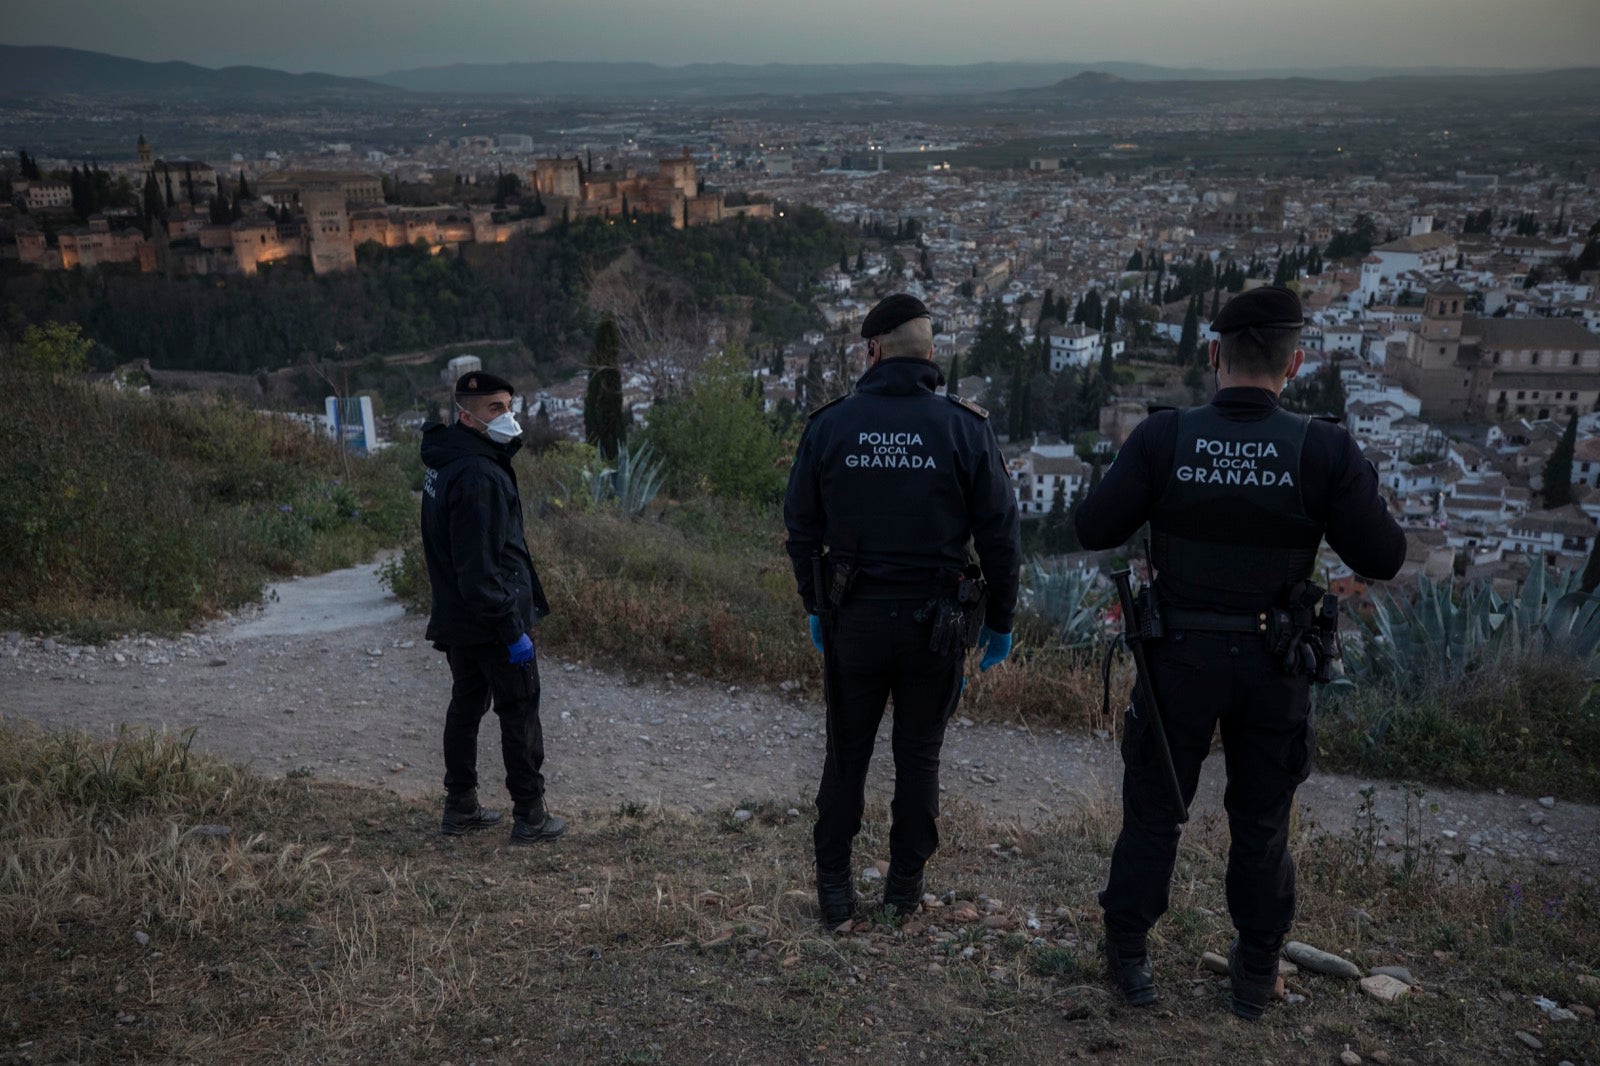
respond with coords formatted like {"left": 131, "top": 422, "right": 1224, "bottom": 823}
{"left": 419, "top": 421, "right": 550, "bottom": 648}
{"left": 783, "top": 357, "right": 1022, "bottom": 632}
{"left": 1075, "top": 387, "right": 1405, "bottom": 611}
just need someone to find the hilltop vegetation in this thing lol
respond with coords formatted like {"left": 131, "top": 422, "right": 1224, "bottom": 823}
{"left": 0, "top": 349, "right": 417, "bottom": 638}
{"left": 2, "top": 721, "right": 1597, "bottom": 1063}
{"left": 0, "top": 209, "right": 846, "bottom": 376}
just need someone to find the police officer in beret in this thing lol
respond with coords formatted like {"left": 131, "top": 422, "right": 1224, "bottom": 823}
{"left": 1076, "top": 285, "right": 1404, "bottom": 1018}
{"left": 784, "top": 294, "right": 1022, "bottom": 927}
{"left": 420, "top": 372, "right": 566, "bottom": 845}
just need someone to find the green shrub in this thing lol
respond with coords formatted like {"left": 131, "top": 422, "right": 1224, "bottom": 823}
{"left": 0, "top": 366, "right": 420, "bottom": 636}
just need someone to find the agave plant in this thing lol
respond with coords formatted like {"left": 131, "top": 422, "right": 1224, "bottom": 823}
{"left": 1344, "top": 567, "right": 1600, "bottom": 689}
{"left": 1022, "top": 558, "right": 1111, "bottom": 651}
{"left": 585, "top": 440, "right": 665, "bottom": 517}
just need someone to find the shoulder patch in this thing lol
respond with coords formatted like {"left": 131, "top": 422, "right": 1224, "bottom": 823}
{"left": 947, "top": 395, "right": 989, "bottom": 419}
{"left": 1312, "top": 413, "right": 1344, "bottom": 424}
{"left": 806, "top": 394, "right": 849, "bottom": 420}
{"left": 1148, "top": 404, "right": 1177, "bottom": 414}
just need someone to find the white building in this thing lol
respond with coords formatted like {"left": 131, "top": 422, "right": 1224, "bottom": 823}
{"left": 1046, "top": 326, "right": 1121, "bottom": 372}
{"left": 1010, "top": 442, "right": 1089, "bottom": 515}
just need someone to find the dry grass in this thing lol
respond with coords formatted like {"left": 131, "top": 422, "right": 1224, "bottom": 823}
{"left": 3, "top": 721, "right": 1598, "bottom": 1064}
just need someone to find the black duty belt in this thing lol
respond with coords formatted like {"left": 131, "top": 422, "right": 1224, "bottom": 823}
{"left": 1162, "top": 608, "right": 1268, "bottom": 635}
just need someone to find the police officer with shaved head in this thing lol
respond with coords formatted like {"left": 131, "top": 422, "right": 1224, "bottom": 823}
{"left": 784, "top": 294, "right": 1022, "bottom": 929}
{"left": 1076, "top": 285, "right": 1404, "bottom": 1018}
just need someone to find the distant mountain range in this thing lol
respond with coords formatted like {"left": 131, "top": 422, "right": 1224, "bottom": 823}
{"left": 368, "top": 58, "right": 1585, "bottom": 97}
{"left": 1, "top": 44, "right": 1594, "bottom": 102}
{"left": 0, "top": 45, "right": 392, "bottom": 95}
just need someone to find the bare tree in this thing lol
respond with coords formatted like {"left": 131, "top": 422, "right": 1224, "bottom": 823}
{"left": 585, "top": 250, "right": 707, "bottom": 397}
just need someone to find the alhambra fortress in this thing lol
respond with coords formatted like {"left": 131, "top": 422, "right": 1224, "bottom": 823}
{"left": 12, "top": 136, "right": 772, "bottom": 276}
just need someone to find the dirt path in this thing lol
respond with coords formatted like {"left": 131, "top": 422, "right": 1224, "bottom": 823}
{"left": 5, "top": 563, "right": 1596, "bottom": 878}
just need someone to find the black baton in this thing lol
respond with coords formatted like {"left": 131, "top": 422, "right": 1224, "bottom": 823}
{"left": 1112, "top": 569, "right": 1189, "bottom": 824}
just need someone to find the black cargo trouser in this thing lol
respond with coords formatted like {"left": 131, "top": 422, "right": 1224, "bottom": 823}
{"left": 813, "top": 598, "right": 965, "bottom": 876}
{"left": 441, "top": 642, "right": 546, "bottom": 813}
{"left": 1100, "top": 628, "right": 1314, "bottom": 954}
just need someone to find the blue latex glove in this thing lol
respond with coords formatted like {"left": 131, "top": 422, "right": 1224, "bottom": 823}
{"left": 977, "top": 626, "right": 1012, "bottom": 672}
{"left": 507, "top": 633, "right": 535, "bottom": 665}
{"left": 808, "top": 614, "right": 825, "bottom": 654}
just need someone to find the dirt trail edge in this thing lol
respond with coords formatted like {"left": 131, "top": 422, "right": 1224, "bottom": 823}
{"left": 5, "top": 562, "right": 1595, "bottom": 878}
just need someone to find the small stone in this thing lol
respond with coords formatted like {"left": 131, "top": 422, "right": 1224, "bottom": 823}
{"left": 133, "top": 930, "right": 150, "bottom": 947}
{"left": 1538, "top": 796, "right": 1556, "bottom": 809}
{"left": 1528, "top": 811, "right": 1547, "bottom": 827}
{"left": 1283, "top": 993, "right": 1306, "bottom": 1005}
{"left": 42, "top": 638, "right": 58, "bottom": 652}
{"left": 778, "top": 680, "right": 799, "bottom": 693}
{"left": 1576, "top": 974, "right": 1600, "bottom": 992}
{"left": 208, "top": 657, "right": 228, "bottom": 667}
{"left": 987, "top": 968, "right": 1007, "bottom": 983}
{"left": 1360, "top": 974, "right": 1410, "bottom": 1004}
{"left": 1569, "top": 1004, "right": 1595, "bottom": 1021}
{"left": 366, "top": 648, "right": 383, "bottom": 657}
{"left": 1369, "top": 1053, "right": 1391, "bottom": 1066}
{"left": 927, "top": 962, "right": 943, "bottom": 974}
{"left": 982, "top": 915, "right": 1012, "bottom": 931}
{"left": 860, "top": 866, "right": 882, "bottom": 882}
{"left": 1340, "top": 1051, "right": 1362, "bottom": 1066}
{"left": 732, "top": 809, "right": 753, "bottom": 822}
{"left": 1546, "top": 1007, "right": 1578, "bottom": 1023}
{"left": 1201, "top": 951, "right": 1230, "bottom": 976}
{"left": 1284, "top": 941, "right": 1363, "bottom": 980}
{"left": 1279, "top": 960, "right": 1300, "bottom": 977}
{"left": 1513, "top": 1031, "right": 1542, "bottom": 1050}
{"left": 1369, "top": 965, "right": 1415, "bottom": 986}
{"left": 960, "top": 946, "right": 976, "bottom": 960}
{"left": 116, "top": 1012, "right": 136, "bottom": 1025}
{"left": 786, "top": 808, "right": 800, "bottom": 818}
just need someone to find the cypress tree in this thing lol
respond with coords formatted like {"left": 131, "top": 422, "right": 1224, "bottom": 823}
{"left": 1542, "top": 417, "right": 1577, "bottom": 509}
{"left": 585, "top": 317, "right": 625, "bottom": 459}
{"left": 237, "top": 170, "right": 251, "bottom": 200}
{"left": 1099, "top": 332, "right": 1115, "bottom": 381}
{"left": 1177, "top": 296, "right": 1200, "bottom": 365}
{"left": 947, "top": 353, "right": 961, "bottom": 396}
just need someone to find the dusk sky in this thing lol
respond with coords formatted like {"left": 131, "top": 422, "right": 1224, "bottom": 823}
{"left": 6, "top": 0, "right": 1598, "bottom": 75}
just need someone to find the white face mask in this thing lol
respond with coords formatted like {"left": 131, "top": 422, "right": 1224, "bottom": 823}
{"left": 460, "top": 405, "right": 522, "bottom": 444}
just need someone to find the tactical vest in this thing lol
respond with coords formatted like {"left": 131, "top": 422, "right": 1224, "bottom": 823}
{"left": 1150, "top": 404, "right": 1323, "bottom": 611}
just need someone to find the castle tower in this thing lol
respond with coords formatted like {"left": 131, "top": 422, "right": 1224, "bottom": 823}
{"left": 1418, "top": 281, "right": 1465, "bottom": 366}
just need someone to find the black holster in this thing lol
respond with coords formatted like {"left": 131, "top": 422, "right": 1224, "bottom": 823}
{"left": 925, "top": 565, "right": 986, "bottom": 657}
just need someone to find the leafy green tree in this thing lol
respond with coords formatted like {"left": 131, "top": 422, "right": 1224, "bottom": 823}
{"left": 12, "top": 321, "right": 93, "bottom": 375}
{"left": 644, "top": 350, "right": 787, "bottom": 506}
{"left": 1542, "top": 417, "right": 1577, "bottom": 509}
{"left": 585, "top": 317, "right": 625, "bottom": 459}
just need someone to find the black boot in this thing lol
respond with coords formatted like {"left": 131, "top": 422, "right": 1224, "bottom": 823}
{"left": 508, "top": 803, "right": 567, "bottom": 846}
{"left": 1227, "top": 937, "right": 1278, "bottom": 1021}
{"left": 881, "top": 865, "right": 925, "bottom": 918}
{"left": 816, "top": 866, "right": 857, "bottom": 929}
{"left": 1104, "top": 938, "right": 1157, "bottom": 1007}
{"left": 440, "top": 792, "right": 503, "bottom": 836}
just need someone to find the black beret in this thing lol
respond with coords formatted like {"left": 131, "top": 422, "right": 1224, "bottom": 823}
{"left": 1212, "top": 285, "right": 1304, "bottom": 335}
{"left": 454, "top": 371, "right": 515, "bottom": 396}
{"left": 861, "top": 293, "right": 930, "bottom": 339}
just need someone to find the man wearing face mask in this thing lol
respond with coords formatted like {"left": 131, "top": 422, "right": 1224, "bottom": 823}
{"left": 419, "top": 372, "right": 564, "bottom": 845}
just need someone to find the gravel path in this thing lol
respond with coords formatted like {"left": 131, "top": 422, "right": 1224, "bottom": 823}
{"left": 5, "top": 562, "right": 1595, "bottom": 878}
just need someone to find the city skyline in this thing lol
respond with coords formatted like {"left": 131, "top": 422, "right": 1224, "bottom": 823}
{"left": 5, "top": 0, "right": 1598, "bottom": 77}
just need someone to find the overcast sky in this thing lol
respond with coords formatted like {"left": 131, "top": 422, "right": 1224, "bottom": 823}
{"left": 6, "top": 0, "right": 1598, "bottom": 74}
